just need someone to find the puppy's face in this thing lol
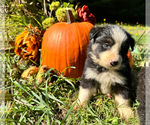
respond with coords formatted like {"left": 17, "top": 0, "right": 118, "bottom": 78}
{"left": 89, "top": 25, "right": 135, "bottom": 69}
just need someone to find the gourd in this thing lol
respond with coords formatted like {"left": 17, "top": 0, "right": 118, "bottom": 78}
{"left": 41, "top": 9, "right": 93, "bottom": 78}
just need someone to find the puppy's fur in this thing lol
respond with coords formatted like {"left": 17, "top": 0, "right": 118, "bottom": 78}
{"left": 75, "top": 24, "right": 136, "bottom": 121}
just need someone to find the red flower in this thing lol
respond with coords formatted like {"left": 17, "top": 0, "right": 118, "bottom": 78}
{"left": 82, "top": 5, "right": 90, "bottom": 13}
{"left": 88, "top": 13, "right": 96, "bottom": 25}
{"left": 77, "top": 5, "right": 96, "bottom": 25}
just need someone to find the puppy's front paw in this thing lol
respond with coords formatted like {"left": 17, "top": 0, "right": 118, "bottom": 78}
{"left": 118, "top": 107, "right": 134, "bottom": 121}
{"left": 73, "top": 100, "right": 86, "bottom": 110}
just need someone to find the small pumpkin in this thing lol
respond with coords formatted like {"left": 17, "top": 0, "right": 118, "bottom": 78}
{"left": 127, "top": 51, "right": 133, "bottom": 68}
{"left": 14, "top": 25, "right": 42, "bottom": 62}
{"left": 21, "top": 66, "right": 39, "bottom": 78}
{"left": 36, "top": 65, "right": 49, "bottom": 84}
{"left": 41, "top": 9, "right": 93, "bottom": 78}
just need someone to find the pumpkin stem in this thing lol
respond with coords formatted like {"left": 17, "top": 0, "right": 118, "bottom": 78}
{"left": 66, "top": 9, "right": 75, "bottom": 24}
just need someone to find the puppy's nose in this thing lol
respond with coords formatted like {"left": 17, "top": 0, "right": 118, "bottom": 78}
{"left": 110, "top": 60, "right": 118, "bottom": 66}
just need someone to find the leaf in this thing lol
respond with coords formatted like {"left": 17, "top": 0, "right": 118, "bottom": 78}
{"left": 42, "top": 92, "right": 64, "bottom": 105}
{"left": 111, "top": 117, "right": 119, "bottom": 125}
{"left": 44, "top": 68, "right": 55, "bottom": 78}
{"left": 30, "top": 16, "right": 42, "bottom": 27}
{"left": 13, "top": 81, "right": 32, "bottom": 96}
{"left": 45, "top": 81, "right": 48, "bottom": 102}
{"left": 88, "top": 106, "right": 101, "bottom": 122}
{"left": 31, "top": 98, "right": 40, "bottom": 105}
{"left": 61, "top": 66, "right": 76, "bottom": 76}
{"left": 69, "top": 4, "right": 74, "bottom": 8}
{"left": 47, "top": 112, "right": 50, "bottom": 125}
{"left": 33, "top": 105, "right": 46, "bottom": 110}
{"left": 36, "top": 111, "right": 46, "bottom": 125}
{"left": 132, "top": 47, "right": 140, "bottom": 54}
{"left": 31, "top": 91, "right": 46, "bottom": 104}
{"left": 60, "top": 101, "right": 77, "bottom": 125}
{"left": 19, "top": 111, "right": 27, "bottom": 122}
{"left": 63, "top": 2, "right": 68, "bottom": 8}
{"left": 64, "top": 78, "right": 75, "bottom": 90}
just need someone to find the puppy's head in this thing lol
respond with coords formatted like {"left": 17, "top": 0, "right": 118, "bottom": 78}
{"left": 88, "top": 24, "right": 135, "bottom": 69}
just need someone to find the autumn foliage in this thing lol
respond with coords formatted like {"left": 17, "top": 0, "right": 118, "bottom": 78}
{"left": 77, "top": 5, "right": 96, "bottom": 25}
{"left": 14, "top": 25, "right": 43, "bottom": 62}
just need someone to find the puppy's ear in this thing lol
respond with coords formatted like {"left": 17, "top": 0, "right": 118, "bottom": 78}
{"left": 127, "top": 33, "right": 135, "bottom": 51}
{"left": 89, "top": 27, "right": 102, "bottom": 40}
{"left": 129, "top": 37, "right": 135, "bottom": 51}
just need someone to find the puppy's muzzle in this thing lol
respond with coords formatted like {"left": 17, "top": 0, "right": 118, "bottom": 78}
{"left": 109, "top": 56, "right": 122, "bottom": 69}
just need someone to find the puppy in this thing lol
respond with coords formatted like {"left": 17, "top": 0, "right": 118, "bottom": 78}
{"left": 75, "top": 24, "right": 136, "bottom": 121}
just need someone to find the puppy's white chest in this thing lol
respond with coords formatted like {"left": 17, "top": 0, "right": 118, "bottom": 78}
{"left": 85, "top": 68, "right": 126, "bottom": 94}
{"left": 98, "top": 71, "right": 125, "bottom": 94}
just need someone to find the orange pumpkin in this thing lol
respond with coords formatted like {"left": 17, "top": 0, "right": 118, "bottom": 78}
{"left": 127, "top": 51, "right": 133, "bottom": 68}
{"left": 41, "top": 9, "right": 93, "bottom": 78}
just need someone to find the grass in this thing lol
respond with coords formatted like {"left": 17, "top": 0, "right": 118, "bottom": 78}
{"left": 3, "top": 13, "right": 147, "bottom": 124}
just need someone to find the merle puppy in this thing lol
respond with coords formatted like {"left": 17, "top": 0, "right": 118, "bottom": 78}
{"left": 74, "top": 24, "right": 136, "bottom": 121}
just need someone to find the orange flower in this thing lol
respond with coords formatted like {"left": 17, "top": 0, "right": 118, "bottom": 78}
{"left": 28, "top": 24, "right": 33, "bottom": 29}
{"left": 14, "top": 25, "right": 42, "bottom": 62}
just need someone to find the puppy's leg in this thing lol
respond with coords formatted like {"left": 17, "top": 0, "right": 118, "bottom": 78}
{"left": 74, "top": 86, "right": 97, "bottom": 109}
{"left": 114, "top": 93, "right": 133, "bottom": 121}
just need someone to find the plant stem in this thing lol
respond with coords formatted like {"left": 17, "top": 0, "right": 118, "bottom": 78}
{"left": 66, "top": 9, "right": 75, "bottom": 24}
{"left": 43, "top": 0, "right": 47, "bottom": 18}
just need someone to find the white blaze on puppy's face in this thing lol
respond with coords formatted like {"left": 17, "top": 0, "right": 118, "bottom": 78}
{"left": 111, "top": 25, "right": 127, "bottom": 45}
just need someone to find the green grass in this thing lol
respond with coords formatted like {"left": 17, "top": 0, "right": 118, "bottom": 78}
{"left": 4, "top": 21, "right": 147, "bottom": 124}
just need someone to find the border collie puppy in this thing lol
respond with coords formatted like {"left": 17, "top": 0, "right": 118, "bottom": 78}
{"left": 74, "top": 24, "right": 136, "bottom": 121}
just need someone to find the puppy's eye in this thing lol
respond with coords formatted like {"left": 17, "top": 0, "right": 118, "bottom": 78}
{"left": 103, "top": 43, "right": 110, "bottom": 49}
